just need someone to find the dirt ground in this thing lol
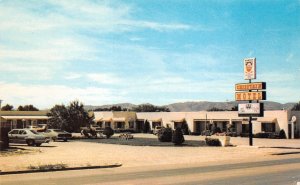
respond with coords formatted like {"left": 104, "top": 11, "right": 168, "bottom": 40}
{"left": 1, "top": 134, "right": 300, "bottom": 172}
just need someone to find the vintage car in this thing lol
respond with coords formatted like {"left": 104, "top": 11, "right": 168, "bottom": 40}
{"left": 8, "top": 129, "right": 50, "bottom": 146}
{"left": 43, "top": 129, "right": 72, "bottom": 142}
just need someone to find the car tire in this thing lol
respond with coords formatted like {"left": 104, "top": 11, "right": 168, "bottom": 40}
{"left": 35, "top": 143, "right": 42, "bottom": 147}
{"left": 63, "top": 138, "right": 68, "bottom": 142}
{"left": 26, "top": 139, "right": 35, "bottom": 146}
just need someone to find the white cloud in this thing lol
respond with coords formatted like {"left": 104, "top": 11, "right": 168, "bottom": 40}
{"left": 86, "top": 73, "right": 121, "bottom": 84}
{"left": 129, "top": 37, "right": 143, "bottom": 41}
{"left": 0, "top": 81, "right": 126, "bottom": 109}
{"left": 64, "top": 73, "right": 82, "bottom": 80}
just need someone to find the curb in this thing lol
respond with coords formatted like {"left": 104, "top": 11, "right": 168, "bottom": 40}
{"left": 0, "top": 163, "right": 122, "bottom": 175}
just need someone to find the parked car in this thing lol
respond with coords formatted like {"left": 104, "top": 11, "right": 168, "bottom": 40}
{"left": 8, "top": 129, "right": 50, "bottom": 146}
{"left": 153, "top": 126, "right": 163, "bottom": 135}
{"left": 43, "top": 129, "right": 72, "bottom": 142}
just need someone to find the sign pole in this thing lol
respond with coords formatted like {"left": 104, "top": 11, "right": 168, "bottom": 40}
{"left": 249, "top": 79, "right": 253, "bottom": 146}
{"left": 236, "top": 58, "right": 266, "bottom": 146}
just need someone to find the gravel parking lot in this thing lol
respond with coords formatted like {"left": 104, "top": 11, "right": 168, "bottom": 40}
{"left": 1, "top": 134, "right": 300, "bottom": 172}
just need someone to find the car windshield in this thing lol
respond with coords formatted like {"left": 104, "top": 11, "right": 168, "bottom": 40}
{"left": 30, "top": 130, "right": 39, "bottom": 135}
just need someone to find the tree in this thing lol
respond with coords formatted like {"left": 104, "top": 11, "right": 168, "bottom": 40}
{"left": 133, "top": 104, "right": 170, "bottom": 112}
{"left": 292, "top": 101, "right": 300, "bottom": 111}
{"left": 94, "top": 106, "right": 128, "bottom": 111}
{"left": 172, "top": 128, "right": 185, "bottom": 145}
{"left": 143, "top": 120, "right": 150, "bottom": 133}
{"left": 1, "top": 104, "right": 14, "bottom": 111}
{"left": 231, "top": 105, "right": 238, "bottom": 111}
{"left": 47, "top": 101, "right": 94, "bottom": 132}
{"left": 181, "top": 120, "right": 190, "bottom": 135}
{"left": 207, "top": 107, "right": 226, "bottom": 112}
{"left": 17, "top": 105, "right": 39, "bottom": 111}
{"left": 67, "top": 101, "right": 94, "bottom": 132}
{"left": 47, "top": 104, "right": 70, "bottom": 130}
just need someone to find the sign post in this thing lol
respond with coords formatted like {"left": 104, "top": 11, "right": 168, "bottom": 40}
{"left": 235, "top": 58, "right": 266, "bottom": 146}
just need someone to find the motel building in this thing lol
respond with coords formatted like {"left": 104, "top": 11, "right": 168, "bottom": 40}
{"left": 0, "top": 111, "right": 49, "bottom": 130}
{"left": 1, "top": 110, "right": 299, "bottom": 139}
{"left": 94, "top": 110, "right": 300, "bottom": 139}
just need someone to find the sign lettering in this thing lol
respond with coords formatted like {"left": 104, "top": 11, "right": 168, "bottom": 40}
{"left": 235, "top": 91, "right": 266, "bottom": 101}
{"left": 235, "top": 82, "right": 266, "bottom": 91}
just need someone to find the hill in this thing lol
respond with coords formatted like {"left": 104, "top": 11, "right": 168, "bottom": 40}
{"left": 85, "top": 101, "right": 297, "bottom": 112}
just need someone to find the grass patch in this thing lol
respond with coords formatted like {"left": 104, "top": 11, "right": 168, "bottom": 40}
{"left": 0, "top": 147, "right": 40, "bottom": 157}
{"left": 28, "top": 163, "right": 68, "bottom": 171}
{"left": 81, "top": 136, "right": 206, "bottom": 147}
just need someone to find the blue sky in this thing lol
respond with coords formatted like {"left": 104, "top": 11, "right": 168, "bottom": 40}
{"left": 0, "top": 0, "right": 299, "bottom": 109}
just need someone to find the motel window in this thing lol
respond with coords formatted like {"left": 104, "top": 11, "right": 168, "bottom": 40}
{"left": 242, "top": 124, "right": 249, "bottom": 133}
{"left": 105, "top": 122, "right": 111, "bottom": 128}
{"left": 174, "top": 122, "right": 183, "bottom": 129}
{"left": 97, "top": 122, "right": 103, "bottom": 128}
{"left": 262, "top": 123, "right": 275, "bottom": 132}
{"left": 222, "top": 122, "right": 227, "bottom": 132}
{"left": 152, "top": 122, "right": 161, "bottom": 128}
{"left": 129, "top": 121, "right": 134, "bottom": 129}
{"left": 116, "top": 122, "right": 125, "bottom": 129}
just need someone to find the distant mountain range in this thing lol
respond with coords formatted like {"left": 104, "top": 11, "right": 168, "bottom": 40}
{"left": 85, "top": 101, "right": 297, "bottom": 112}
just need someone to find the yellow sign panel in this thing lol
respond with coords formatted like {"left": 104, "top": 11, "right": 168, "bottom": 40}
{"left": 235, "top": 91, "right": 266, "bottom": 101}
{"left": 235, "top": 82, "right": 266, "bottom": 91}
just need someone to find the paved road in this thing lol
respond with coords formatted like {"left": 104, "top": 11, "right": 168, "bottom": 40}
{"left": 1, "top": 157, "right": 300, "bottom": 185}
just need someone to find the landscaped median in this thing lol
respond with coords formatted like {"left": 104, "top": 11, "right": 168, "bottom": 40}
{"left": 0, "top": 162, "right": 122, "bottom": 175}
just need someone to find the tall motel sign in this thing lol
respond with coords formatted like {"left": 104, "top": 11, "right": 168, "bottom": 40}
{"left": 235, "top": 58, "right": 267, "bottom": 146}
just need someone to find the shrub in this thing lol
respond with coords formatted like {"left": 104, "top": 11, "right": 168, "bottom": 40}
{"left": 253, "top": 132, "right": 271, "bottom": 138}
{"left": 172, "top": 128, "right": 185, "bottom": 145}
{"left": 157, "top": 127, "right": 172, "bottom": 142}
{"left": 278, "top": 129, "right": 286, "bottom": 139}
{"left": 143, "top": 121, "right": 150, "bottom": 133}
{"left": 181, "top": 121, "right": 190, "bottom": 135}
{"left": 205, "top": 138, "right": 221, "bottom": 146}
{"left": 240, "top": 133, "right": 249, "bottom": 137}
{"left": 103, "top": 127, "right": 114, "bottom": 139}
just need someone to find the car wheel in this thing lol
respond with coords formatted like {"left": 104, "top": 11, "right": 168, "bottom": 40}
{"left": 52, "top": 137, "right": 57, "bottom": 142}
{"left": 35, "top": 143, "right": 42, "bottom": 147}
{"left": 63, "top": 138, "right": 68, "bottom": 142}
{"left": 26, "top": 139, "right": 35, "bottom": 146}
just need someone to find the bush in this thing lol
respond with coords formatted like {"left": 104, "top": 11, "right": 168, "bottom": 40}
{"left": 205, "top": 138, "right": 221, "bottom": 146}
{"left": 172, "top": 128, "right": 185, "bottom": 145}
{"left": 157, "top": 127, "right": 172, "bottom": 142}
{"left": 143, "top": 121, "right": 150, "bottom": 133}
{"left": 181, "top": 121, "right": 190, "bottom": 135}
{"left": 240, "top": 133, "right": 249, "bottom": 137}
{"left": 103, "top": 127, "right": 114, "bottom": 139}
{"left": 253, "top": 132, "right": 270, "bottom": 138}
{"left": 278, "top": 129, "right": 286, "bottom": 139}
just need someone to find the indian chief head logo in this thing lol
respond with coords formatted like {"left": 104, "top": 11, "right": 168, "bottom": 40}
{"left": 245, "top": 61, "right": 253, "bottom": 72}
{"left": 244, "top": 58, "right": 256, "bottom": 80}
